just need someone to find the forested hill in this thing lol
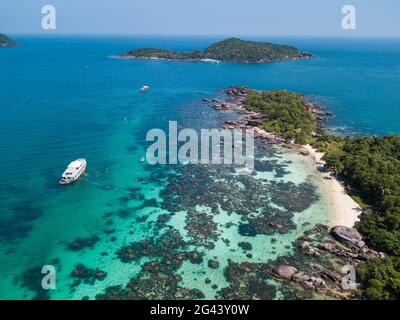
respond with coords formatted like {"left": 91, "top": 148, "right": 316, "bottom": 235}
{"left": 119, "top": 38, "right": 313, "bottom": 63}
{"left": 0, "top": 34, "right": 18, "bottom": 47}
{"left": 203, "top": 38, "right": 303, "bottom": 63}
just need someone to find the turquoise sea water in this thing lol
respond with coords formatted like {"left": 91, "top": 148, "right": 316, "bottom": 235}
{"left": 0, "top": 36, "right": 399, "bottom": 299}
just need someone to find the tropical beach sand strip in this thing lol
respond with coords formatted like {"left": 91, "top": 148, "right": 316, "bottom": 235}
{"left": 301, "top": 144, "right": 361, "bottom": 228}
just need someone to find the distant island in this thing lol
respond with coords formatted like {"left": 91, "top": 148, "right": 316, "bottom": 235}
{"left": 117, "top": 38, "right": 314, "bottom": 64}
{"left": 0, "top": 34, "right": 18, "bottom": 48}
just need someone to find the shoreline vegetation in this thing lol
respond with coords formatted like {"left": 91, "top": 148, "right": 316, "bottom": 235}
{"left": 0, "top": 34, "right": 18, "bottom": 48}
{"left": 205, "top": 86, "right": 400, "bottom": 299}
{"left": 117, "top": 38, "right": 315, "bottom": 64}
{"left": 206, "top": 86, "right": 362, "bottom": 229}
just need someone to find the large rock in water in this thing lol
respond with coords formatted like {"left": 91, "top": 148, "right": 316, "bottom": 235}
{"left": 273, "top": 265, "right": 298, "bottom": 280}
{"left": 330, "top": 226, "right": 364, "bottom": 247}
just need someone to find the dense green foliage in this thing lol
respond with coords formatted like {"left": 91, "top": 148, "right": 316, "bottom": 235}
{"left": 244, "top": 90, "right": 317, "bottom": 144}
{"left": 316, "top": 135, "right": 400, "bottom": 299}
{"left": 125, "top": 48, "right": 202, "bottom": 60}
{"left": 204, "top": 38, "right": 300, "bottom": 63}
{"left": 321, "top": 136, "right": 400, "bottom": 256}
{"left": 357, "top": 257, "right": 400, "bottom": 300}
{"left": 122, "top": 38, "right": 302, "bottom": 63}
{"left": 0, "top": 34, "right": 17, "bottom": 47}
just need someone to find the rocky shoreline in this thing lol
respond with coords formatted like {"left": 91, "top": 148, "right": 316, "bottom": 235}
{"left": 115, "top": 55, "right": 205, "bottom": 63}
{"left": 116, "top": 53, "right": 315, "bottom": 64}
{"left": 202, "top": 86, "right": 331, "bottom": 146}
{"left": 268, "top": 224, "right": 386, "bottom": 299}
{"left": 200, "top": 86, "right": 385, "bottom": 298}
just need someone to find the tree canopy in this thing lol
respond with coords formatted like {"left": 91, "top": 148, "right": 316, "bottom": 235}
{"left": 315, "top": 135, "right": 400, "bottom": 299}
{"left": 204, "top": 38, "right": 301, "bottom": 63}
{"left": 244, "top": 90, "right": 317, "bottom": 144}
{"left": 121, "top": 38, "right": 304, "bottom": 63}
{"left": 0, "top": 34, "right": 18, "bottom": 47}
{"left": 357, "top": 257, "right": 400, "bottom": 300}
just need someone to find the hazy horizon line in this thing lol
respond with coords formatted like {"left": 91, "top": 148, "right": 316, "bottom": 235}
{"left": 4, "top": 32, "right": 400, "bottom": 39}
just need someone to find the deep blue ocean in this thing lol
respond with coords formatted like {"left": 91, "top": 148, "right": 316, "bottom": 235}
{"left": 0, "top": 36, "right": 399, "bottom": 299}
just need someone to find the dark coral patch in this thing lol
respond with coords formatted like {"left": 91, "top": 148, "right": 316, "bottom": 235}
{"left": 67, "top": 235, "right": 100, "bottom": 252}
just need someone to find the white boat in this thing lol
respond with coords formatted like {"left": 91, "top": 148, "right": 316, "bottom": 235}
{"left": 200, "top": 58, "right": 220, "bottom": 64}
{"left": 139, "top": 85, "right": 150, "bottom": 92}
{"left": 59, "top": 159, "right": 87, "bottom": 185}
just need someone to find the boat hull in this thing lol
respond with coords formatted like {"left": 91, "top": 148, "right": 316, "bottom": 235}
{"left": 58, "top": 172, "right": 85, "bottom": 185}
{"left": 139, "top": 86, "right": 150, "bottom": 92}
{"left": 59, "top": 159, "right": 87, "bottom": 185}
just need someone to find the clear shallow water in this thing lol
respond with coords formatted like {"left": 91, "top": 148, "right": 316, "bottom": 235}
{"left": 0, "top": 36, "right": 399, "bottom": 300}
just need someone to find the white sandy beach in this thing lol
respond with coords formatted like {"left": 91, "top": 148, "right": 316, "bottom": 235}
{"left": 253, "top": 127, "right": 360, "bottom": 227}
{"left": 302, "top": 144, "right": 361, "bottom": 228}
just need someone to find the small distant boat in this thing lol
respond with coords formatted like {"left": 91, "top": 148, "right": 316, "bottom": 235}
{"left": 200, "top": 58, "right": 220, "bottom": 64}
{"left": 139, "top": 157, "right": 145, "bottom": 162}
{"left": 59, "top": 159, "right": 87, "bottom": 185}
{"left": 139, "top": 85, "right": 150, "bottom": 92}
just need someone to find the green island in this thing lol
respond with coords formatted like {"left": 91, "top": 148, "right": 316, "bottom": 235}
{"left": 236, "top": 88, "right": 400, "bottom": 300}
{"left": 244, "top": 90, "right": 317, "bottom": 144}
{"left": 118, "top": 38, "right": 313, "bottom": 63}
{"left": 0, "top": 34, "right": 18, "bottom": 47}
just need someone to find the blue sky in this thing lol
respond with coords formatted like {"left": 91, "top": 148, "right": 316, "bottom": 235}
{"left": 1, "top": 0, "right": 399, "bottom": 37}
